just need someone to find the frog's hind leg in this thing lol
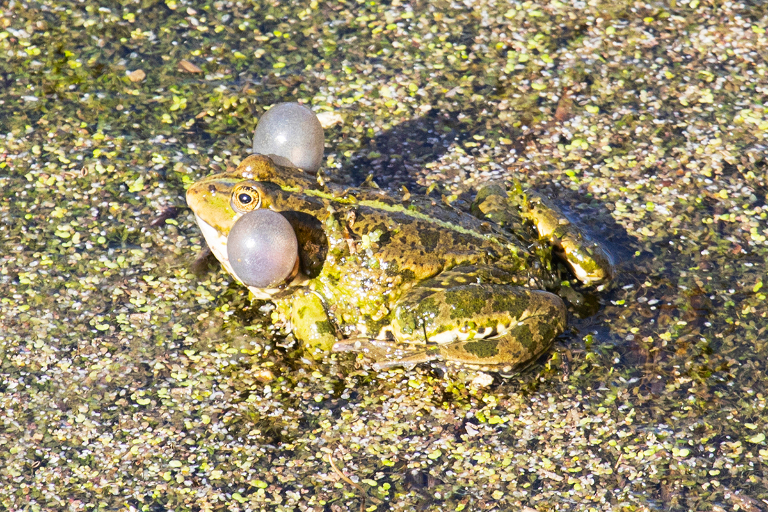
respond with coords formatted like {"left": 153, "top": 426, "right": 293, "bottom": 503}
{"left": 363, "top": 314, "right": 565, "bottom": 373}
{"left": 425, "top": 317, "right": 563, "bottom": 373}
{"left": 384, "top": 271, "right": 567, "bottom": 372}
{"left": 471, "top": 182, "right": 613, "bottom": 286}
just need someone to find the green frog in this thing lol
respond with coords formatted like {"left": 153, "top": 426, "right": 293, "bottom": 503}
{"left": 186, "top": 154, "right": 612, "bottom": 372}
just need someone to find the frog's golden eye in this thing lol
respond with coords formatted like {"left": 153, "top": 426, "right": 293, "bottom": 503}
{"left": 231, "top": 184, "right": 261, "bottom": 213}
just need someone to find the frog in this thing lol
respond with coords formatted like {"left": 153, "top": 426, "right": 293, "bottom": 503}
{"left": 186, "top": 154, "right": 613, "bottom": 373}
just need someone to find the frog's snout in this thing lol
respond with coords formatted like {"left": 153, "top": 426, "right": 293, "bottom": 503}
{"left": 185, "top": 183, "right": 203, "bottom": 211}
{"left": 186, "top": 181, "right": 214, "bottom": 211}
{"left": 185, "top": 175, "right": 242, "bottom": 232}
{"left": 186, "top": 180, "right": 218, "bottom": 208}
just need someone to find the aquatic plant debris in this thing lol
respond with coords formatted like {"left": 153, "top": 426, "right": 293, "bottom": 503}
{"left": 1, "top": 0, "right": 767, "bottom": 510}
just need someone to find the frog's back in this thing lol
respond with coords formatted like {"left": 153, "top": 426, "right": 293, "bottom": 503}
{"left": 240, "top": 155, "right": 532, "bottom": 281}
{"left": 352, "top": 205, "right": 497, "bottom": 273}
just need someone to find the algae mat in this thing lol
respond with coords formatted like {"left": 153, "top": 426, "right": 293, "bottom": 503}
{"left": 1, "top": 0, "right": 767, "bottom": 510}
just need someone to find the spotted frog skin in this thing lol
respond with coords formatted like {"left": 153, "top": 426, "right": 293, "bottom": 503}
{"left": 186, "top": 154, "right": 612, "bottom": 372}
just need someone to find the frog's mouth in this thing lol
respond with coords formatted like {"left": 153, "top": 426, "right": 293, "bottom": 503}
{"left": 194, "top": 214, "right": 302, "bottom": 300}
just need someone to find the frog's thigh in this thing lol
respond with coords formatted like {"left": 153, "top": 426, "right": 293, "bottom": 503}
{"left": 433, "top": 308, "right": 563, "bottom": 370}
{"left": 285, "top": 291, "right": 337, "bottom": 357}
{"left": 392, "top": 280, "right": 566, "bottom": 369}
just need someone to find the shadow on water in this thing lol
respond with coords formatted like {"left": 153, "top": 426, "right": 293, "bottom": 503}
{"left": 339, "top": 108, "right": 476, "bottom": 187}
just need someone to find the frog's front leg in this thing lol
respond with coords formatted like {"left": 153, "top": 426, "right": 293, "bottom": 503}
{"left": 278, "top": 290, "right": 338, "bottom": 358}
{"left": 340, "top": 268, "right": 567, "bottom": 372}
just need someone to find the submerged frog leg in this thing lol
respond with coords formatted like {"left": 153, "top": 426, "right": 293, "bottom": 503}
{"left": 347, "top": 268, "right": 567, "bottom": 371}
{"left": 283, "top": 290, "right": 339, "bottom": 358}
{"left": 472, "top": 182, "right": 613, "bottom": 286}
{"left": 522, "top": 191, "right": 613, "bottom": 286}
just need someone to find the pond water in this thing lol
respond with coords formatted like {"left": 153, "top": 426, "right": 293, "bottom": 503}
{"left": 1, "top": 1, "right": 766, "bottom": 510}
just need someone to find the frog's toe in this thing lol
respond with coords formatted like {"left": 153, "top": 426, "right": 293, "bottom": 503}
{"left": 333, "top": 339, "right": 441, "bottom": 370}
{"left": 333, "top": 338, "right": 397, "bottom": 361}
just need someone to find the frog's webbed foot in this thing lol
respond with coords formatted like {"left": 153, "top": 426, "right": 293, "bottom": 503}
{"left": 523, "top": 192, "right": 613, "bottom": 286}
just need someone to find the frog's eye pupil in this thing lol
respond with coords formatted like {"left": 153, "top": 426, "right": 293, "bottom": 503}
{"left": 231, "top": 185, "right": 261, "bottom": 213}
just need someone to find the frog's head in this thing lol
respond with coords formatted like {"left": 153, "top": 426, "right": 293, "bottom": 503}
{"left": 187, "top": 155, "right": 284, "bottom": 235}
{"left": 188, "top": 102, "right": 327, "bottom": 296}
{"left": 186, "top": 155, "right": 305, "bottom": 296}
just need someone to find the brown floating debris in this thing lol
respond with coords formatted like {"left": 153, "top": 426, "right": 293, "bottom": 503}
{"left": 127, "top": 69, "right": 146, "bottom": 82}
{"left": 149, "top": 206, "right": 180, "bottom": 228}
{"left": 554, "top": 89, "right": 574, "bottom": 122}
{"left": 179, "top": 59, "right": 202, "bottom": 73}
{"left": 316, "top": 111, "right": 344, "bottom": 129}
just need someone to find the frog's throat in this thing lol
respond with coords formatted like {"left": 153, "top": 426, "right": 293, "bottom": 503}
{"left": 194, "top": 214, "right": 285, "bottom": 300}
{"left": 195, "top": 213, "right": 235, "bottom": 275}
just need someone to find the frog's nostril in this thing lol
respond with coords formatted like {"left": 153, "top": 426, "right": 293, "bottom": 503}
{"left": 252, "top": 102, "right": 324, "bottom": 173}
